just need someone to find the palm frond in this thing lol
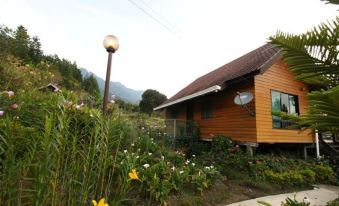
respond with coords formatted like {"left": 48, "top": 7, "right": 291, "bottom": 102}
{"left": 305, "top": 85, "right": 339, "bottom": 132}
{"left": 269, "top": 17, "right": 339, "bottom": 87}
{"left": 322, "top": 0, "right": 339, "bottom": 5}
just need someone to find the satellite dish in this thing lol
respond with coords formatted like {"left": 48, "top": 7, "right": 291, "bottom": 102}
{"left": 234, "top": 91, "right": 255, "bottom": 117}
{"left": 234, "top": 92, "right": 253, "bottom": 105}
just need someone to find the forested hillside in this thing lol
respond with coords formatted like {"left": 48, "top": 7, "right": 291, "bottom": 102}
{"left": 0, "top": 24, "right": 98, "bottom": 95}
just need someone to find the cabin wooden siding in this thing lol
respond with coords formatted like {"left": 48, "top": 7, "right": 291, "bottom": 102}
{"left": 254, "top": 59, "right": 314, "bottom": 143}
{"left": 165, "top": 105, "right": 186, "bottom": 120}
{"left": 196, "top": 81, "right": 257, "bottom": 142}
{"left": 166, "top": 81, "right": 257, "bottom": 142}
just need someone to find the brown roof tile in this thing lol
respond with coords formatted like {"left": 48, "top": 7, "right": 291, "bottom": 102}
{"left": 163, "top": 43, "right": 281, "bottom": 106}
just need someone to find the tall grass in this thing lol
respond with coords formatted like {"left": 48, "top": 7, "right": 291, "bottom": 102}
{"left": 0, "top": 90, "right": 136, "bottom": 205}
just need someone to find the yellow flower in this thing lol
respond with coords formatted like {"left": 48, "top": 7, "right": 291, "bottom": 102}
{"left": 92, "top": 198, "right": 109, "bottom": 206}
{"left": 128, "top": 169, "right": 139, "bottom": 180}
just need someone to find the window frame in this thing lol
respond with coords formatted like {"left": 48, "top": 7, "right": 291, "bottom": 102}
{"left": 201, "top": 101, "right": 213, "bottom": 119}
{"left": 270, "top": 90, "right": 300, "bottom": 129}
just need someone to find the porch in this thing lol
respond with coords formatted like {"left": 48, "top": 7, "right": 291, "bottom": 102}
{"left": 163, "top": 119, "right": 199, "bottom": 148}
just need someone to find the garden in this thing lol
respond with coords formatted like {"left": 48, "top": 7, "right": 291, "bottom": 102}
{"left": 0, "top": 84, "right": 337, "bottom": 205}
{"left": 1, "top": 11, "right": 339, "bottom": 204}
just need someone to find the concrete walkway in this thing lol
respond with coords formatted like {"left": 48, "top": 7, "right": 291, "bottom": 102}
{"left": 226, "top": 185, "right": 339, "bottom": 206}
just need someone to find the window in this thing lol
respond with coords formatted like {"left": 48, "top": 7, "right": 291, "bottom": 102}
{"left": 271, "top": 91, "right": 299, "bottom": 129}
{"left": 201, "top": 101, "right": 213, "bottom": 119}
{"left": 170, "top": 108, "right": 177, "bottom": 119}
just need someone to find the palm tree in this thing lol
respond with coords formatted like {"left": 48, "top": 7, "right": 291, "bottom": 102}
{"left": 269, "top": 4, "right": 338, "bottom": 132}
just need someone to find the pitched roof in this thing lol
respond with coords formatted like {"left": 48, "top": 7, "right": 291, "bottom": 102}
{"left": 155, "top": 43, "right": 281, "bottom": 110}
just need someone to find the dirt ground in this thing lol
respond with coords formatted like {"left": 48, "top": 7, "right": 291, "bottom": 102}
{"left": 167, "top": 178, "right": 312, "bottom": 206}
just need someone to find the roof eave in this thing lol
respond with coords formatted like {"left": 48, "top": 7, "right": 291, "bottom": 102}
{"left": 154, "top": 85, "right": 222, "bottom": 111}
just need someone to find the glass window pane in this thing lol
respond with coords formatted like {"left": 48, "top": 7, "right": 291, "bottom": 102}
{"left": 272, "top": 115, "right": 281, "bottom": 128}
{"left": 281, "top": 93, "right": 289, "bottom": 113}
{"left": 201, "top": 101, "right": 212, "bottom": 119}
{"left": 271, "top": 91, "right": 281, "bottom": 112}
{"left": 289, "top": 95, "right": 296, "bottom": 114}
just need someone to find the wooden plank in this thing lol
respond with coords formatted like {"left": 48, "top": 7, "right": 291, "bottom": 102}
{"left": 255, "top": 59, "right": 313, "bottom": 143}
{"left": 192, "top": 81, "right": 257, "bottom": 142}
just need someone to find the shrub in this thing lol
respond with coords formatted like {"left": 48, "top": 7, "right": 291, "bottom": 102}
{"left": 311, "top": 164, "right": 336, "bottom": 184}
{"left": 264, "top": 170, "right": 311, "bottom": 187}
{"left": 211, "top": 135, "right": 234, "bottom": 153}
{"left": 299, "top": 169, "right": 316, "bottom": 184}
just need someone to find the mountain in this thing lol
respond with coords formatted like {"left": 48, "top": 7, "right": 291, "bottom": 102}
{"left": 81, "top": 68, "right": 143, "bottom": 104}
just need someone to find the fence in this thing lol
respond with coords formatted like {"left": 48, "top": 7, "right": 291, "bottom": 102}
{"left": 163, "top": 119, "right": 199, "bottom": 148}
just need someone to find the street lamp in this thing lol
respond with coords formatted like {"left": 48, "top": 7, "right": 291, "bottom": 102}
{"left": 103, "top": 35, "right": 119, "bottom": 115}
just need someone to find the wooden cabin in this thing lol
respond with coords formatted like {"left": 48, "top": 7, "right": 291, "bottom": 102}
{"left": 154, "top": 44, "right": 314, "bottom": 148}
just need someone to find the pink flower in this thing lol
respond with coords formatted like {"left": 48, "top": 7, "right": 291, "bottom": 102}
{"left": 10, "top": 103, "right": 18, "bottom": 109}
{"left": 0, "top": 111, "right": 4, "bottom": 117}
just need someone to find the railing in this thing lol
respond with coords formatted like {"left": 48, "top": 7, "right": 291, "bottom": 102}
{"left": 163, "top": 119, "right": 199, "bottom": 148}
{"left": 319, "top": 132, "right": 339, "bottom": 163}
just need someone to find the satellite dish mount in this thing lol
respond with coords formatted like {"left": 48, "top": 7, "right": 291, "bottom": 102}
{"left": 234, "top": 91, "right": 255, "bottom": 117}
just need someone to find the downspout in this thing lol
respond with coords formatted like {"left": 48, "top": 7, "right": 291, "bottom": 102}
{"left": 315, "top": 130, "right": 320, "bottom": 159}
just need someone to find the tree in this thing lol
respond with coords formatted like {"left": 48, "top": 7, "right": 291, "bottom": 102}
{"left": 12, "top": 25, "right": 30, "bottom": 62}
{"left": 83, "top": 74, "right": 100, "bottom": 98}
{"left": 139, "top": 89, "right": 167, "bottom": 115}
{"left": 0, "top": 25, "right": 13, "bottom": 56}
{"left": 28, "top": 36, "right": 43, "bottom": 64}
{"left": 269, "top": 2, "right": 339, "bottom": 132}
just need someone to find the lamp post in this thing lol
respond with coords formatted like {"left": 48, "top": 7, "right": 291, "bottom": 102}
{"left": 103, "top": 35, "right": 119, "bottom": 115}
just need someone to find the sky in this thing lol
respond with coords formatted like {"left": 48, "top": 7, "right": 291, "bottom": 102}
{"left": 0, "top": 0, "right": 338, "bottom": 97}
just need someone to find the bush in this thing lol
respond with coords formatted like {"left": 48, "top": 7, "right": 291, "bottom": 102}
{"left": 311, "top": 164, "right": 336, "bottom": 184}
{"left": 211, "top": 135, "right": 234, "bottom": 153}
{"left": 265, "top": 170, "right": 305, "bottom": 187}
{"left": 299, "top": 169, "right": 316, "bottom": 184}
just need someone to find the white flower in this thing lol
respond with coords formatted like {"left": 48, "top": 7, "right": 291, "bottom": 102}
{"left": 210, "top": 165, "right": 214, "bottom": 169}
{"left": 131, "top": 143, "right": 135, "bottom": 147}
{"left": 137, "top": 148, "right": 141, "bottom": 152}
{"left": 90, "top": 114, "right": 94, "bottom": 117}
{"left": 192, "top": 163, "right": 195, "bottom": 167}
{"left": 185, "top": 160, "right": 190, "bottom": 165}
{"left": 136, "top": 156, "right": 139, "bottom": 159}
{"left": 148, "top": 153, "right": 152, "bottom": 156}
{"left": 303, "top": 197, "right": 310, "bottom": 204}
{"left": 0, "top": 111, "right": 4, "bottom": 117}
{"left": 123, "top": 150, "right": 127, "bottom": 153}
{"left": 110, "top": 100, "right": 115, "bottom": 104}
{"left": 171, "top": 166, "right": 175, "bottom": 171}
{"left": 161, "top": 155, "right": 165, "bottom": 160}
{"left": 7, "top": 91, "right": 14, "bottom": 97}
{"left": 179, "top": 171, "right": 184, "bottom": 174}
{"left": 205, "top": 166, "right": 210, "bottom": 170}
{"left": 142, "top": 127, "right": 145, "bottom": 130}
{"left": 192, "top": 155, "right": 196, "bottom": 158}
{"left": 143, "top": 164, "right": 150, "bottom": 168}
{"left": 75, "top": 105, "right": 81, "bottom": 110}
